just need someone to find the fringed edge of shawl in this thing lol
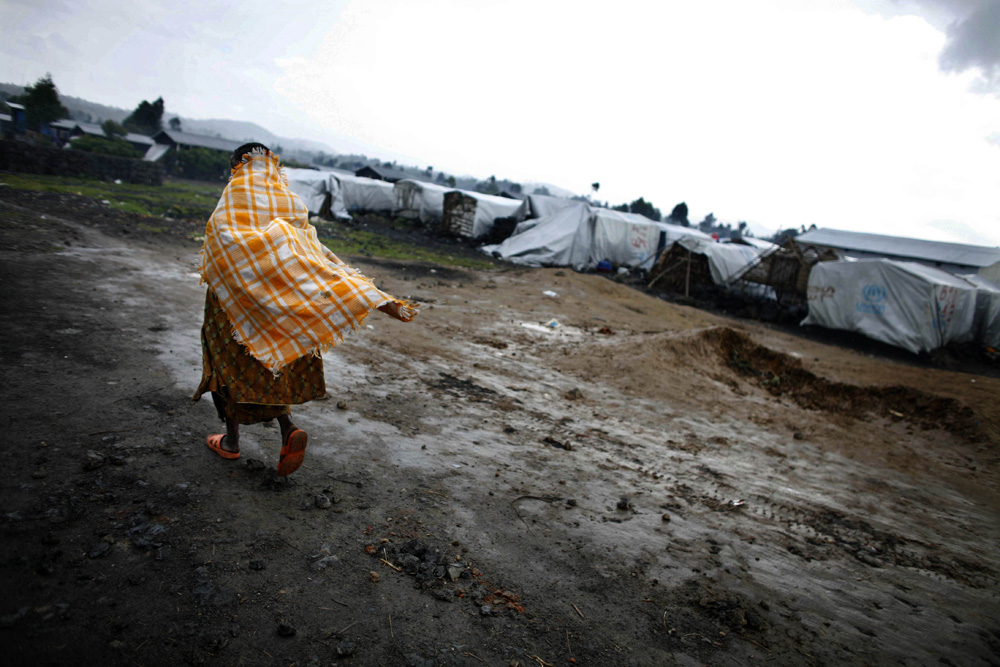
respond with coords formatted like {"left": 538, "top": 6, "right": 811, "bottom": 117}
{"left": 220, "top": 295, "right": 421, "bottom": 377}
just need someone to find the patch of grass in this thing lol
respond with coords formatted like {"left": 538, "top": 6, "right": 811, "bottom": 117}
{"left": 0, "top": 173, "right": 223, "bottom": 219}
{"left": 0, "top": 173, "right": 497, "bottom": 270}
{"left": 137, "top": 222, "right": 167, "bottom": 233}
{"left": 319, "top": 227, "right": 496, "bottom": 271}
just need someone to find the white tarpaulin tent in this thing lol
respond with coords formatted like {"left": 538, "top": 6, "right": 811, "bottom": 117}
{"left": 393, "top": 179, "right": 454, "bottom": 223}
{"left": 283, "top": 168, "right": 330, "bottom": 215}
{"left": 673, "top": 237, "right": 765, "bottom": 285}
{"left": 333, "top": 173, "right": 395, "bottom": 214}
{"left": 511, "top": 194, "right": 578, "bottom": 222}
{"left": 467, "top": 192, "right": 522, "bottom": 238}
{"left": 444, "top": 191, "right": 524, "bottom": 238}
{"left": 960, "top": 274, "right": 1000, "bottom": 349}
{"left": 801, "top": 259, "right": 977, "bottom": 353}
{"left": 729, "top": 236, "right": 779, "bottom": 252}
{"left": 283, "top": 168, "right": 351, "bottom": 220}
{"left": 482, "top": 203, "right": 711, "bottom": 271}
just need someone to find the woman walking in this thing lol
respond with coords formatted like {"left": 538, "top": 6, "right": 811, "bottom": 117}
{"left": 193, "top": 143, "right": 418, "bottom": 475}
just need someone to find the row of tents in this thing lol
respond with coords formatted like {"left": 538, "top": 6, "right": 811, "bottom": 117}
{"left": 283, "top": 168, "right": 524, "bottom": 237}
{"left": 282, "top": 167, "right": 999, "bottom": 356}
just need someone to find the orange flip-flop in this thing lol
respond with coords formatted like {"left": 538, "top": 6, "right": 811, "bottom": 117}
{"left": 206, "top": 434, "right": 240, "bottom": 460}
{"left": 277, "top": 428, "right": 307, "bottom": 476}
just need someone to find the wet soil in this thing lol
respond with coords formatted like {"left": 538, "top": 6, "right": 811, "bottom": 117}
{"left": 1, "top": 188, "right": 998, "bottom": 666}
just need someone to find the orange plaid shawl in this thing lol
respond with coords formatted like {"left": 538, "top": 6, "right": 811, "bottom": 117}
{"left": 199, "top": 150, "right": 418, "bottom": 373}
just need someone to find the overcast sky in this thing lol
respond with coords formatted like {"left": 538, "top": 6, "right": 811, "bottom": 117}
{"left": 2, "top": 0, "right": 999, "bottom": 244}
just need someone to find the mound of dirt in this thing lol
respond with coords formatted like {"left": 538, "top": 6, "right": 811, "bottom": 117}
{"left": 708, "top": 327, "right": 986, "bottom": 442}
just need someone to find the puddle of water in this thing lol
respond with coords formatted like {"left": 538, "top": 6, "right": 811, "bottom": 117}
{"left": 519, "top": 321, "right": 585, "bottom": 338}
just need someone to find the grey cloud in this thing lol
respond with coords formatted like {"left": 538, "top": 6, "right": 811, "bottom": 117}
{"left": 49, "top": 32, "right": 77, "bottom": 55}
{"left": 938, "top": 0, "right": 1000, "bottom": 90}
{"left": 862, "top": 0, "right": 1000, "bottom": 93}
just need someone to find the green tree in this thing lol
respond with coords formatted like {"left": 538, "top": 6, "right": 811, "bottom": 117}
{"left": 122, "top": 97, "right": 164, "bottom": 135}
{"left": 11, "top": 73, "right": 69, "bottom": 131}
{"left": 101, "top": 119, "right": 128, "bottom": 138}
{"left": 668, "top": 202, "right": 689, "bottom": 227}
{"left": 445, "top": 176, "right": 457, "bottom": 187}
{"left": 69, "top": 135, "right": 140, "bottom": 158}
{"left": 533, "top": 185, "right": 552, "bottom": 196}
{"left": 628, "top": 197, "right": 661, "bottom": 221}
{"left": 475, "top": 175, "right": 499, "bottom": 195}
{"left": 168, "top": 116, "right": 182, "bottom": 131}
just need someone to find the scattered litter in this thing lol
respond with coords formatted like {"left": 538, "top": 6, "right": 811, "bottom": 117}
{"left": 730, "top": 499, "right": 746, "bottom": 508}
{"left": 545, "top": 319, "right": 559, "bottom": 328}
{"left": 542, "top": 436, "right": 574, "bottom": 451}
{"left": 114, "top": 179, "right": 122, "bottom": 185}
{"left": 888, "top": 410, "right": 904, "bottom": 418}
{"left": 542, "top": 290, "right": 558, "bottom": 297}
{"left": 597, "top": 326, "right": 615, "bottom": 335}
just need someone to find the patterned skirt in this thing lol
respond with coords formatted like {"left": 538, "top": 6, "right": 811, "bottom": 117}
{"left": 192, "top": 290, "right": 326, "bottom": 425}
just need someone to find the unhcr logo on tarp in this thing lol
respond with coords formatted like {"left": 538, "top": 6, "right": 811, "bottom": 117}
{"left": 857, "top": 283, "right": 887, "bottom": 315}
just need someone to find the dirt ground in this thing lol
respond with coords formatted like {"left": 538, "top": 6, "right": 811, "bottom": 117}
{"left": 1, "top": 189, "right": 998, "bottom": 667}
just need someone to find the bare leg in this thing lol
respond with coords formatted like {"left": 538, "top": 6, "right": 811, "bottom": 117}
{"left": 277, "top": 414, "right": 297, "bottom": 443}
{"left": 276, "top": 412, "right": 307, "bottom": 476}
{"left": 210, "top": 390, "right": 240, "bottom": 453}
{"left": 220, "top": 415, "right": 240, "bottom": 453}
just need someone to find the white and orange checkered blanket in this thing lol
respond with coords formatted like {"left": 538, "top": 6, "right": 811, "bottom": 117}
{"left": 198, "top": 149, "right": 418, "bottom": 373}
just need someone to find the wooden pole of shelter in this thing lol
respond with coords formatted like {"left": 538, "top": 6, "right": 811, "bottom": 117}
{"left": 685, "top": 249, "right": 692, "bottom": 298}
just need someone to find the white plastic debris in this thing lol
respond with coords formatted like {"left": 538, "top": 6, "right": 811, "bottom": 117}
{"left": 543, "top": 290, "right": 558, "bottom": 297}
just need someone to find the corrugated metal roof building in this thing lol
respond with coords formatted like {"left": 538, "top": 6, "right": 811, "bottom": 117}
{"left": 796, "top": 228, "right": 1000, "bottom": 283}
{"left": 152, "top": 129, "right": 235, "bottom": 154}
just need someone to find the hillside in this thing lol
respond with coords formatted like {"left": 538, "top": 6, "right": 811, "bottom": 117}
{"left": 0, "top": 83, "right": 334, "bottom": 159}
{"left": 1, "top": 83, "right": 587, "bottom": 205}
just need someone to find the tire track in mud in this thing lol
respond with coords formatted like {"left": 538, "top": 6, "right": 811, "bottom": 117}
{"left": 498, "top": 394, "right": 999, "bottom": 592}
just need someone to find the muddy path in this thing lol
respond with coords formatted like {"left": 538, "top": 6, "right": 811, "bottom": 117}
{"left": 1, "top": 195, "right": 999, "bottom": 666}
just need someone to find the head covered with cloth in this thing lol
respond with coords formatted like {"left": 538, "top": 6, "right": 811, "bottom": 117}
{"left": 193, "top": 142, "right": 419, "bottom": 475}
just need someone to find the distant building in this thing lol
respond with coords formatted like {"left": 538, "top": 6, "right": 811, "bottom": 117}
{"left": 152, "top": 129, "right": 235, "bottom": 154}
{"left": 6, "top": 102, "right": 27, "bottom": 135}
{"left": 65, "top": 121, "right": 155, "bottom": 155}
{"left": 796, "top": 228, "right": 1000, "bottom": 283}
{"left": 48, "top": 119, "right": 78, "bottom": 145}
